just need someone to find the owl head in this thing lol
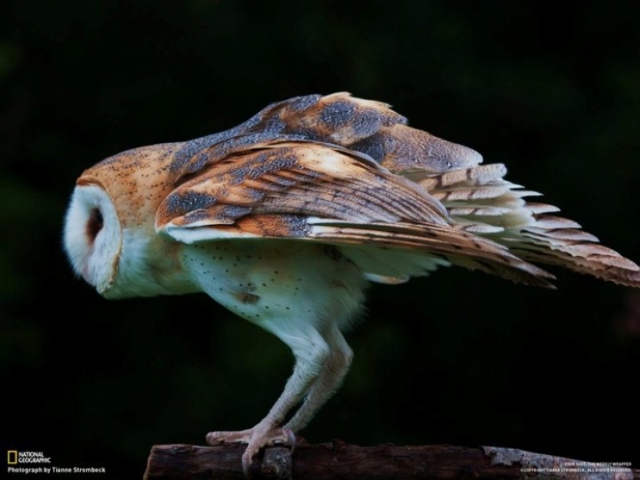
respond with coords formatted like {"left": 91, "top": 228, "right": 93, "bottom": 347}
{"left": 63, "top": 143, "right": 196, "bottom": 299}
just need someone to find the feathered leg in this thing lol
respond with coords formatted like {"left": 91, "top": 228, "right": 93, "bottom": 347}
{"left": 206, "top": 328, "right": 329, "bottom": 475}
{"left": 285, "top": 324, "right": 354, "bottom": 432}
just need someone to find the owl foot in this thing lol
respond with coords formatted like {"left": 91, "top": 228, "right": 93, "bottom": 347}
{"left": 206, "top": 424, "right": 296, "bottom": 477}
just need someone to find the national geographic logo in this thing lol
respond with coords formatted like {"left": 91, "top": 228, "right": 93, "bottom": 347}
{"left": 7, "top": 451, "right": 52, "bottom": 464}
{"left": 7, "top": 450, "right": 106, "bottom": 475}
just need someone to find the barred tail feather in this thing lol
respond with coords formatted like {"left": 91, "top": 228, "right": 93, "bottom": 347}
{"left": 412, "top": 164, "right": 640, "bottom": 287}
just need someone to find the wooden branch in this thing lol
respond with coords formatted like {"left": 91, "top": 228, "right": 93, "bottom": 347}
{"left": 143, "top": 441, "right": 638, "bottom": 480}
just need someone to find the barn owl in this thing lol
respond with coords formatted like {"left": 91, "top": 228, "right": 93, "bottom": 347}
{"left": 64, "top": 93, "right": 640, "bottom": 474}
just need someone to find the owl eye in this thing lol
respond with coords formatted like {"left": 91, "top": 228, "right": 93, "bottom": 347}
{"left": 86, "top": 207, "right": 104, "bottom": 243}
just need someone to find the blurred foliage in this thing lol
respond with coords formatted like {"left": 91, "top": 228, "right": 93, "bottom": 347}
{"left": 1, "top": 1, "right": 639, "bottom": 477}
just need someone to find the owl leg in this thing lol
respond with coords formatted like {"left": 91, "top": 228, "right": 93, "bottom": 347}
{"left": 284, "top": 324, "right": 353, "bottom": 432}
{"left": 206, "top": 328, "right": 329, "bottom": 476}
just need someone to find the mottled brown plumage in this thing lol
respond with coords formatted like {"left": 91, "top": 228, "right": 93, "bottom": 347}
{"left": 139, "top": 91, "right": 639, "bottom": 288}
{"left": 65, "top": 92, "right": 640, "bottom": 475}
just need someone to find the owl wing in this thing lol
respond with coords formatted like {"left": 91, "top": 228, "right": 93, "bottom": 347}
{"left": 156, "top": 139, "right": 556, "bottom": 288}
{"left": 167, "top": 92, "right": 483, "bottom": 178}
{"left": 156, "top": 92, "right": 640, "bottom": 288}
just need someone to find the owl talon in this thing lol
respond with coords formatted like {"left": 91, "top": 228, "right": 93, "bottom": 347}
{"left": 206, "top": 429, "right": 253, "bottom": 446}
{"left": 206, "top": 425, "right": 295, "bottom": 477}
{"left": 274, "top": 427, "right": 296, "bottom": 452}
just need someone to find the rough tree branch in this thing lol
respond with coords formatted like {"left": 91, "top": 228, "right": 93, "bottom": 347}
{"left": 143, "top": 441, "right": 638, "bottom": 479}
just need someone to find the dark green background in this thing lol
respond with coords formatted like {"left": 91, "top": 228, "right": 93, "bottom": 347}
{"left": 2, "top": 1, "right": 639, "bottom": 478}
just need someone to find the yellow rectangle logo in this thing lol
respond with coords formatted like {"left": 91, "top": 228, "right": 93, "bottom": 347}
{"left": 7, "top": 450, "right": 18, "bottom": 465}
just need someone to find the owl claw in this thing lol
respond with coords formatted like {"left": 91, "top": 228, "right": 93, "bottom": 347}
{"left": 278, "top": 427, "right": 296, "bottom": 452}
{"left": 206, "top": 425, "right": 296, "bottom": 477}
{"left": 206, "top": 428, "right": 253, "bottom": 445}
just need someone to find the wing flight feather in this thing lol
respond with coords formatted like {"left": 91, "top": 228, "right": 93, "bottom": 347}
{"left": 155, "top": 92, "right": 640, "bottom": 288}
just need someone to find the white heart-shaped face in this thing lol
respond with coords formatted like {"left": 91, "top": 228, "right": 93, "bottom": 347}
{"left": 64, "top": 183, "right": 122, "bottom": 295}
